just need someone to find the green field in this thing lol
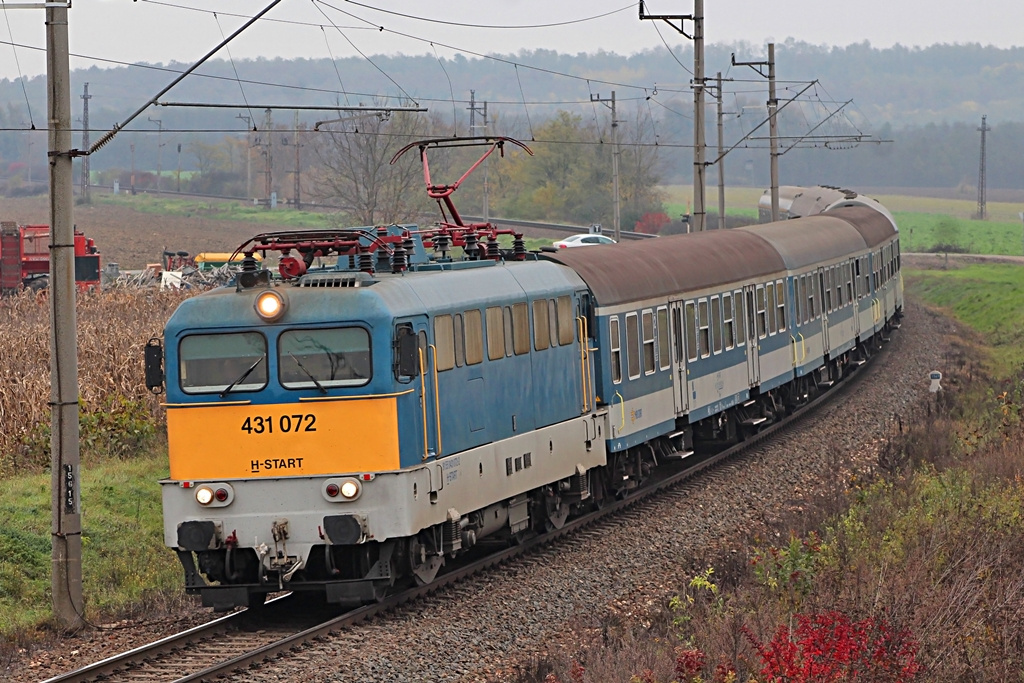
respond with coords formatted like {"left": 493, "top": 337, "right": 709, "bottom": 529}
{"left": 905, "top": 264, "right": 1024, "bottom": 375}
{"left": 0, "top": 454, "right": 181, "bottom": 638}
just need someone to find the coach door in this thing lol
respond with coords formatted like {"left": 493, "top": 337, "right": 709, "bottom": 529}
{"left": 817, "top": 268, "right": 831, "bottom": 353}
{"left": 743, "top": 285, "right": 760, "bottom": 387}
{"left": 669, "top": 300, "right": 689, "bottom": 415}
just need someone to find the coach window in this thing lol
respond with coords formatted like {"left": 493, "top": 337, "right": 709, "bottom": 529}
{"left": 854, "top": 260, "right": 862, "bottom": 298}
{"left": 776, "top": 280, "right": 787, "bottom": 332}
{"left": 823, "top": 271, "right": 832, "bottom": 313}
{"left": 733, "top": 290, "right": 746, "bottom": 346}
{"left": 626, "top": 312, "right": 641, "bottom": 378}
{"left": 180, "top": 331, "right": 267, "bottom": 394}
{"left": 434, "top": 315, "right": 455, "bottom": 371}
{"left": 835, "top": 268, "right": 843, "bottom": 308}
{"left": 766, "top": 284, "right": 777, "bottom": 335}
{"left": 533, "top": 299, "right": 550, "bottom": 351}
{"left": 845, "top": 264, "right": 853, "bottom": 304}
{"left": 557, "top": 295, "right": 575, "bottom": 345}
{"left": 685, "top": 302, "right": 698, "bottom": 362}
{"left": 609, "top": 317, "right": 622, "bottom": 383}
{"left": 280, "top": 327, "right": 371, "bottom": 389}
{"left": 697, "top": 299, "right": 711, "bottom": 358}
{"left": 755, "top": 285, "right": 767, "bottom": 339}
{"left": 642, "top": 309, "right": 656, "bottom": 374}
{"left": 710, "top": 295, "right": 723, "bottom": 353}
{"left": 487, "top": 307, "right": 506, "bottom": 360}
{"left": 657, "top": 306, "right": 671, "bottom": 370}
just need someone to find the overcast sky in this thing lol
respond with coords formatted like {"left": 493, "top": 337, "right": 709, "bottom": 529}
{"left": 1, "top": 0, "right": 1022, "bottom": 83}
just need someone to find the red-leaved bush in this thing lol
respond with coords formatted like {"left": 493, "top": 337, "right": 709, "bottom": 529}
{"left": 743, "top": 611, "right": 921, "bottom": 682}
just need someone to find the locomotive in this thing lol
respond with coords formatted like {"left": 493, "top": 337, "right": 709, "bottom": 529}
{"left": 145, "top": 138, "right": 902, "bottom": 610}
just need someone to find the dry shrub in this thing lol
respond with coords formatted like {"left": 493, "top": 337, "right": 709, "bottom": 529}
{"left": 0, "top": 288, "right": 194, "bottom": 474}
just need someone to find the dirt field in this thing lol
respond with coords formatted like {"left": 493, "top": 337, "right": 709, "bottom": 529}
{"left": 1, "top": 195, "right": 301, "bottom": 270}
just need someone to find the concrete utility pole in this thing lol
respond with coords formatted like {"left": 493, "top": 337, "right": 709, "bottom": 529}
{"left": 237, "top": 113, "right": 253, "bottom": 200}
{"left": 148, "top": 117, "right": 163, "bottom": 193}
{"left": 714, "top": 72, "right": 729, "bottom": 230}
{"left": 468, "top": 91, "right": 491, "bottom": 221}
{"left": 80, "top": 83, "right": 91, "bottom": 203}
{"left": 976, "top": 114, "right": 990, "bottom": 220}
{"left": 47, "top": 0, "right": 85, "bottom": 633}
{"left": 591, "top": 92, "right": 621, "bottom": 241}
{"left": 261, "top": 108, "right": 273, "bottom": 207}
{"left": 176, "top": 143, "right": 182, "bottom": 193}
{"left": 639, "top": 1, "right": 706, "bottom": 231}
{"left": 130, "top": 142, "right": 136, "bottom": 195}
{"left": 733, "top": 44, "right": 779, "bottom": 221}
{"left": 290, "top": 111, "right": 302, "bottom": 209}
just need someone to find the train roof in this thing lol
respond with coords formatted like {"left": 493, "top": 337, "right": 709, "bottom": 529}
{"left": 544, "top": 206, "right": 899, "bottom": 308}
{"left": 735, "top": 206, "right": 896, "bottom": 270}
{"left": 542, "top": 229, "right": 785, "bottom": 307}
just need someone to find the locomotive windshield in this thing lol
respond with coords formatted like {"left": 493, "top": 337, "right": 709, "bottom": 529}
{"left": 179, "top": 332, "right": 268, "bottom": 394}
{"left": 279, "top": 327, "right": 371, "bottom": 388}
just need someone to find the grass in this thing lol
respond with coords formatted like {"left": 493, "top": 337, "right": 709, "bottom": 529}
{"left": 905, "top": 264, "right": 1024, "bottom": 374}
{"left": 0, "top": 453, "right": 182, "bottom": 638}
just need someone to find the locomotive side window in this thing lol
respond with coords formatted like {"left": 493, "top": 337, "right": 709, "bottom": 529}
{"left": 776, "top": 279, "right": 786, "bottom": 332}
{"left": 733, "top": 290, "right": 746, "bottom": 346}
{"left": 710, "top": 295, "right": 722, "bottom": 353}
{"left": 280, "top": 327, "right": 371, "bottom": 389}
{"left": 755, "top": 285, "right": 767, "bottom": 339}
{"left": 511, "top": 303, "right": 530, "bottom": 355}
{"left": 722, "top": 294, "right": 735, "bottom": 350}
{"left": 642, "top": 309, "right": 656, "bottom": 374}
{"left": 657, "top": 306, "right": 671, "bottom": 370}
{"left": 486, "top": 307, "right": 505, "bottom": 360}
{"left": 626, "top": 312, "right": 641, "bottom": 378}
{"left": 610, "top": 317, "right": 622, "bottom": 383}
{"left": 180, "top": 332, "right": 267, "bottom": 394}
{"left": 434, "top": 315, "right": 455, "bottom": 371}
{"left": 533, "top": 299, "right": 550, "bottom": 351}
{"left": 685, "top": 302, "right": 698, "bottom": 362}
{"left": 697, "top": 299, "right": 710, "bottom": 358}
{"left": 557, "top": 295, "right": 575, "bottom": 345}
{"left": 464, "top": 309, "right": 483, "bottom": 365}
{"left": 766, "top": 284, "right": 777, "bottom": 335}
{"left": 453, "top": 313, "right": 466, "bottom": 367}
{"left": 548, "top": 299, "right": 559, "bottom": 347}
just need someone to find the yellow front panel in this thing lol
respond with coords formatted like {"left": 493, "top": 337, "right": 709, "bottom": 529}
{"left": 167, "top": 397, "right": 400, "bottom": 480}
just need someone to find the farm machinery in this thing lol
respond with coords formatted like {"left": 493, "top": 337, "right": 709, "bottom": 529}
{"left": 0, "top": 221, "right": 101, "bottom": 294}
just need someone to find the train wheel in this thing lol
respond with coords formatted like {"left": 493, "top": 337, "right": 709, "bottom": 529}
{"left": 408, "top": 535, "right": 443, "bottom": 586}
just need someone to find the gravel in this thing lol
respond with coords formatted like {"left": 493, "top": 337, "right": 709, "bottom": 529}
{"left": 3, "top": 297, "right": 950, "bottom": 683}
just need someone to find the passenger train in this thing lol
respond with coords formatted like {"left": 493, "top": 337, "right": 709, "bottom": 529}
{"left": 145, "top": 140, "right": 903, "bottom": 610}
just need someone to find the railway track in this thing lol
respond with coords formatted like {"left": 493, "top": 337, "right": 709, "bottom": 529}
{"left": 44, "top": 335, "right": 891, "bottom": 683}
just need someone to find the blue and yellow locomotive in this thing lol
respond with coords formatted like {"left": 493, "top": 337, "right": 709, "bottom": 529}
{"left": 147, "top": 140, "right": 902, "bottom": 610}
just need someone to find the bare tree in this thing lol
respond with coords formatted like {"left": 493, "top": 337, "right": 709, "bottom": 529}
{"left": 309, "top": 110, "right": 443, "bottom": 226}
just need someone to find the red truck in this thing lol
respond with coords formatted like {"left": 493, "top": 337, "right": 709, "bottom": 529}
{"left": 0, "top": 221, "right": 101, "bottom": 294}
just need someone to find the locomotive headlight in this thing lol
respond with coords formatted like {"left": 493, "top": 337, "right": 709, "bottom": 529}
{"left": 254, "top": 290, "right": 287, "bottom": 322}
{"left": 195, "top": 486, "right": 215, "bottom": 505}
{"left": 340, "top": 479, "right": 360, "bottom": 500}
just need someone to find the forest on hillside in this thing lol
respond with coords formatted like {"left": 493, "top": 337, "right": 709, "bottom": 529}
{"left": 1, "top": 41, "right": 1022, "bottom": 196}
